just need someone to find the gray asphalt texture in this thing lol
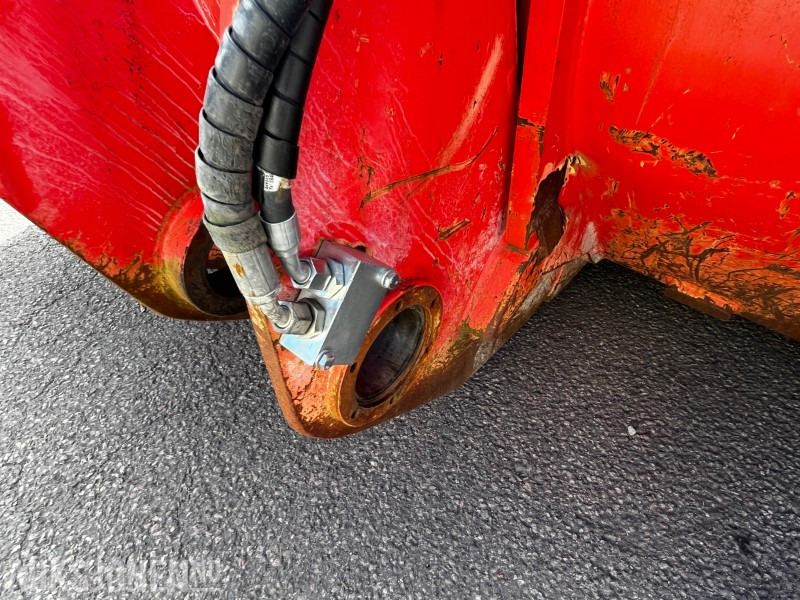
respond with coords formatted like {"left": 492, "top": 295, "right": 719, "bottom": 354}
{"left": 0, "top": 225, "right": 799, "bottom": 599}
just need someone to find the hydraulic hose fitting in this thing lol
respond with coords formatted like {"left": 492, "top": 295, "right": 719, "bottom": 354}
{"left": 202, "top": 209, "right": 317, "bottom": 336}
{"left": 201, "top": 213, "right": 283, "bottom": 312}
{"left": 258, "top": 171, "right": 312, "bottom": 284}
{"left": 273, "top": 299, "right": 324, "bottom": 335}
{"left": 263, "top": 213, "right": 312, "bottom": 285}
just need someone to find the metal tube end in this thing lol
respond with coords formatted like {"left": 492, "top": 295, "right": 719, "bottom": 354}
{"left": 380, "top": 269, "right": 400, "bottom": 290}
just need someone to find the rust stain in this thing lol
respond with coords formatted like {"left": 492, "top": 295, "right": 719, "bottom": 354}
{"left": 664, "top": 286, "right": 732, "bottom": 321}
{"left": 359, "top": 129, "right": 497, "bottom": 208}
{"left": 605, "top": 213, "right": 800, "bottom": 340}
{"left": 436, "top": 219, "right": 471, "bottom": 241}
{"left": 634, "top": 220, "right": 731, "bottom": 282}
{"left": 779, "top": 191, "right": 796, "bottom": 218}
{"left": 526, "top": 159, "right": 573, "bottom": 251}
{"left": 516, "top": 116, "right": 546, "bottom": 156}
{"left": 59, "top": 238, "right": 208, "bottom": 320}
{"left": 608, "top": 126, "right": 718, "bottom": 177}
{"left": 599, "top": 72, "right": 620, "bottom": 103}
{"left": 356, "top": 156, "right": 376, "bottom": 188}
{"left": 48, "top": 190, "right": 247, "bottom": 321}
{"left": 602, "top": 178, "right": 620, "bottom": 198}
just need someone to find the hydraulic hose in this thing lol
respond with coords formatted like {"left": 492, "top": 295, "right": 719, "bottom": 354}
{"left": 255, "top": 0, "right": 333, "bottom": 284}
{"left": 195, "top": 0, "right": 330, "bottom": 331}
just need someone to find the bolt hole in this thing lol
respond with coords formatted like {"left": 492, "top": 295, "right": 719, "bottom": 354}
{"left": 355, "top": 306, "right": 425, "bottom": 408}
{"left": 349, "top": 363, "right": 357, "bottom": 373}
{"left": 350, "top": 409, "right": 358, "bottom": 419}
{"left": 394, "top": 301, "right": 401, "bottom": 312}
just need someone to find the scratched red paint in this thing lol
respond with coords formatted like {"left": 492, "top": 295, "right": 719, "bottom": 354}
{"left": 542, "top": 0, "right": 800, "bottom": 339}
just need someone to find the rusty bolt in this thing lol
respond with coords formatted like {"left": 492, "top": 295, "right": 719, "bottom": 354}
{"left": 316, "top": 349, "right": 336, "bottom": 370}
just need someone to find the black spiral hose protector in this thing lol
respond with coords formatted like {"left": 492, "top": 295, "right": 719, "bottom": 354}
{"left": 195, "top": 0, "right": 332, "bottom": 317}
{"left": 256, "top": 0, "right": 333, "bottom": 223}
{"left": 197, "top": 0, "right": 307, "bottom": 230}
{"left": 197, "top": 0, "right": 332, "bottom": 228}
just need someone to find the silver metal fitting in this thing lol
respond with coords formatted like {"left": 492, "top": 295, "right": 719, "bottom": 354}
{"left": 264, "top": 213, "right": 313, "bottom": 285}
{"left": 222, "top": 247, "right": 282, "bottom": 302}
{"left": 379, "top": 269, "right": 400, "bottom": 290}
{"left": 252, "top": 291, "right": 288, "bottom": 324}
{"left": 315, "top": 349, "right": 336, "bottom": 370}
{"left": 280, "top": 242, "right": 397, "bottom": 367}
{"left": 293, "top": 257, "right": 344, "bottom": 298}
{"left": 272, "top": 300, "right": 324, "bottom": 336}
{"left": 264, "top": 214, "right": 301, "bottom": 256}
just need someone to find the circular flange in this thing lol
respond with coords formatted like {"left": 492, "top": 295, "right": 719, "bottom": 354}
{"left": 336, "top": 284, "right": 442, "bottom": 427}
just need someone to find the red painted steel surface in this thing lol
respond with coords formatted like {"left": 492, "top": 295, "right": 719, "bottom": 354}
{"left": 524, "top": 0, "right": 800, "bottom": 339}
{"left": 0, "top": 0, "right": 222, "bottom": 317}
{"left": 569, "top": 1, "right": 800, "bottom": 338}
{"left": 0, "top": 0, "right": 797, "bottom": 435}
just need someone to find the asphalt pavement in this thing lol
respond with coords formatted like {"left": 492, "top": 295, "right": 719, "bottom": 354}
{"left": 0, "top": 219, "right": 798, "bottom": 599}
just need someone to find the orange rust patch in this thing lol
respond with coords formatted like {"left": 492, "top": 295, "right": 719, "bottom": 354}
{"left": 608, "top": 126, "right": 718, "bottom": 177}
{"left": 605, "top": 212, "right": 800, "bottom": 340}
{"left": 60, "top": 237, "right": 208, "bottom": 320}
{"left": 602, "top": 178, "right": 620, "bottom": 198}
{"left": 779, "top": 191, "right": 797, "bottom": 218}
{"left": 599, "top": 72, "right": 620, "bottom": 103}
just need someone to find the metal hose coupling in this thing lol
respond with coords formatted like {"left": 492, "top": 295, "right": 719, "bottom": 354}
{"left": 201, "top": 211, "right": 320, "bottom": 337}
{"left": 279, "top": 241, "right": 401, "bottom": 368}
{"left": 273, "top": 299, "right": 324, "bottom": 335}
{"left": 259, "top": 172, "right": 313, "bottom": 285}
